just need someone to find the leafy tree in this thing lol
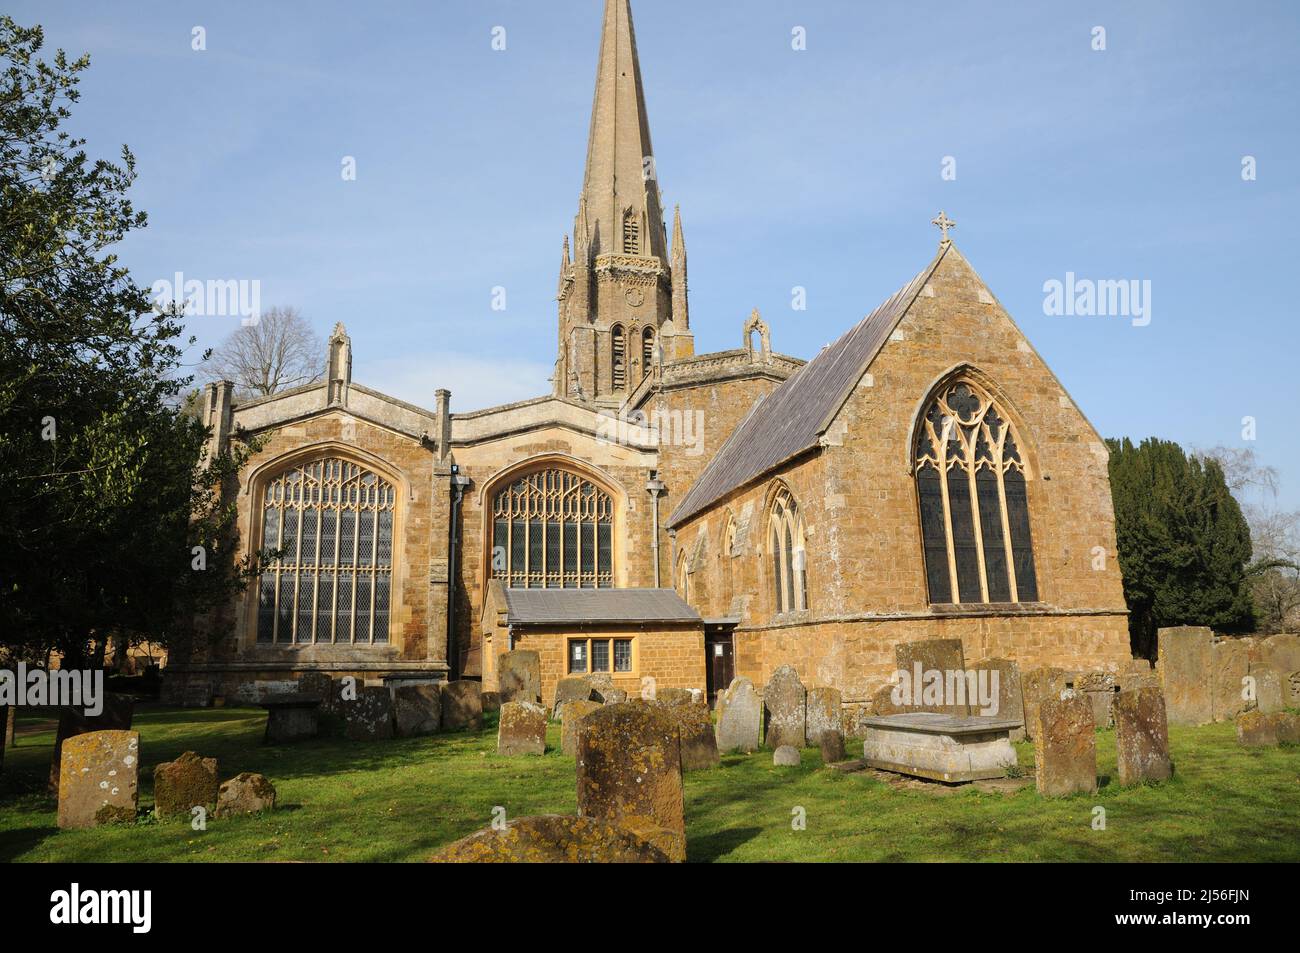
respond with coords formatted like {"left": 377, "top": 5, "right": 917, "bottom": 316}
{"left": 1106, "top": 437, "right": 1255, "bottom": 658}
{"left": 0, "top": 17, "right": 259, "bottom": 670}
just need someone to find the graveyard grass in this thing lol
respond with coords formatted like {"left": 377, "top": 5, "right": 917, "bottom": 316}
{"left": 2, "top": 707, "right": 1298, "bottom": 863}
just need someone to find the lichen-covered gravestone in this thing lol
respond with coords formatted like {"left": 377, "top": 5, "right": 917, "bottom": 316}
{"left": 764, "top": 665, "right": 807, "bottom": 749}
{"left": 806, "top": 686, "right": 843, "bottom": 745}
{"left": 498, "top": 701, "right": 547, "bottom": 756}
{"left": 429, "top": 815, "right": 669, "bottom": 863}
{"left": 1113, "top": 688, "right": 1172, "bottom": 785}
{"left": 1235, "top": 710, "right": 1279, "bottom": 747}
{"left": 497, "top": 650, "right": 541, "bottom": 705}
{"left": 657, "top": 700, "right": 719, "bottom": 771}
{"left": 342, "top": 686, "right": 395, "bottom": 741}
{"left": 215, "top": 772, "right": 277, "bottom": 817}
{"left": 715, "top": 676, "right": 761, "bottom": 753}
{"left": 1020, "top": 667, "right": 1066, "bottom": 742}
{"left": 552, "top": 676, "right": 593, "bottom": 719}
{"left": 576, "top": 702, "right": 686, "bottom": 862}
{"left": 394, "top": 684, "right": 441, "bottom": 738}
{"left": 1075, "top": 671, "right": 1117, "bottom": 729}
{"left": 1157, "top": 626, "right": 1213, "bottom": 726}
{"left": 971, "top": 658, "right": 1026, "bottom": 740}
{"left": 57, "top": 730, "right": 139, "bottom": 829}
{"left": 1210, "top": 639, "right": 1251, "bottom": 722}
{"left": 441, "top": 681, "right": 483, "bottom": 731}
{"left": 153, "top": 751, "right": 220, "bottom": 818}
{"left": 1253, "top": 668, "right": 1285, "bottom": 714}
{"left": 1035, "top": 693, "right": 1097, "bottom": 797}
{"left": 561, "top": 700, "right": 603, "bottom": 756}
{"left": 655, "top": 687, "right": 694, "bottom": 707}
{"left": 895, "top": 638, "right": 969, "bottom": 716}
{"left": 48, "top": 693, "right": 134, "bottom": 796}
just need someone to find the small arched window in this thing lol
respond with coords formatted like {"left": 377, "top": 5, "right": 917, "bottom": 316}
{"left": 914, "top": 379, "right": 1039, "bottom": 604}
{"left": 721, "top": 514, "right": 737, "bottom": 600}
{"left": 611, "top": 325, "right": 626, "bottom": 390}
{"left": 642, "top": 327, "right": 656, "bottom": 378}
{"left": 491, "top": 468, "right": 614, "bottom": 588}
{"left": 768, "top": 488, "right": 807, "bottom": 614}
{"left": 257, "top": 456, "right": 396, "bottom": 645}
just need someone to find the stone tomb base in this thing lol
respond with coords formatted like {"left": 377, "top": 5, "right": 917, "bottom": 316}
{"left": 861, "top": 713, "right": 1020, "bottom": 783}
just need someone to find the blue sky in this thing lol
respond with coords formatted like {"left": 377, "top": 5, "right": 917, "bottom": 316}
{"left": 15, "top": 0, "right": 1300, "bottom": 509}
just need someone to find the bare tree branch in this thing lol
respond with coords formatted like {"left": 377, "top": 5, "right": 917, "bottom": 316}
{"left": 201, "top": 306, "right": 323, "bottom": 397}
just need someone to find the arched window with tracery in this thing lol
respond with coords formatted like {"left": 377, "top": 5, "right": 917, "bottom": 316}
{"left": 914, "top": 379, "right": 1039, "bottom": 605}
{"left": 491, "top": 468, "right": 614, "bottom": 588}
{"left": 768, "top": 488, "right": 807, "bottom": 614}
{"left": 257, "top": 456, "right": 396, "bottom": 645}
{"left": 612, "top": 325, "right": 626, "bottom": 390}
{"left": 642, "top": 327, "right": 655, "bottom": 378}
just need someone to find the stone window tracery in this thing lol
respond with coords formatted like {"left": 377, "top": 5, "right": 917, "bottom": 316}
{"left": 768, "top": 488, "right": 807, "bottom": 614}
{"left": 491, "top": 468, "right": 614, "bottom": 588}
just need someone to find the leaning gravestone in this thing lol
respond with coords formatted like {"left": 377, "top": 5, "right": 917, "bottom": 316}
{"left": 716, "top": 676, "right": 761, "bottom": 753}
{"left": 1035, "top": 693, "right": 1097, "bottom": 797}
{"left": 561, "top": 700, "right": 603, "bottom": 756}
{"left": 970, "top": 658, "right": 1026, "bottom": 740}
{"left": 154, "top": 751, "right": 220, "bottom": 818}
{"left": 764, "top": 665, "right": 807, "bottom": 749}
{"left": 895, "top": 638, "right": 969, "bottom": 716}
{"left": 497, "top": 650, "right": 541, "bottom": 705}
{"left": 214, "top": 772, "right": 277, "bottom": 817}
{"left": 429, "top": 815, "right": 669, "bottom": 863}
{"left": 1113, "top": 688, "right": 1172, "bottom": 785}
{"left": 806, "top": 686, "right": 843, "bottom": 745}
{"left": 1158, "top": 626, "right": 1213, "bottom": 726}
{"left": 1211, "top": 638, "right": 1252, "bottom": 722}
{"left": 48, "top": 692, "right": 135, "bottom": 795}
{"left": 552, "top": 676, "right": 593, "bottom": 719}
{"left": 497, "top": 701, "right": 547, "bottom": 756}
{"left": 576, "top": 702, "right": 686, "bottom": 862}
{"left": 441, "top": 681, "right": 484, "bottom": 731}
{"left": 1253, "top": 668, "right": 1285, "bottom": 714}
{"left": 657, "top": 700, "right": 719, "bottom": 771}
{"left": 342, "top": 686, "right": 394, "bottom": 741}
{"left": 57, "top": 730, "right": 140, "bottom": 829}
{"left": 394, "top": 684, "right": 441, "bottom": 738}
{"left": 1021, "top": 667, "right": 1067, "bottom": 742}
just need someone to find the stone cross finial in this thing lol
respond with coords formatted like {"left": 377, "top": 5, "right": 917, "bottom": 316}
{"left": 931, "top": 211, "right": 956, "bottom": 243}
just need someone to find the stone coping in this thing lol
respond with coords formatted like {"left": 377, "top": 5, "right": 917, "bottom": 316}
{"left": 860, "top": 713, "right": 1023, "bottom": 735}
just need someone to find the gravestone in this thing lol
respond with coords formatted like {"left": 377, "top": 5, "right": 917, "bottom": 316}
{"left": 1235, "top": 710, "right": 1278, "bottom": 747}
{"left": 552, "top": 676, "right": 593, "bottom": 719}
{"left": 561, "top": 700, "right": 603, "bottom": 756}
{"left": 430, "top": 815, "right": 669, "bottom": 864}
{"left": 481, "top": 691, "right": 501, "bottom": 713}
{"left": 261, "top": 694, "right": 321, "bottom": 743}
{"left": 49, "top": 693, "right": 135, "bottom": 795}
{"left": 1158, "top": 626, "right": 1213, "bottom": 726}
{"left": 1113, "top": 688, "right": 1172, "bottom": 785}
{"left": 1021, "top": 667, "right": 1067, "bottom": 742}
{"left": 861, "top": 713, "right": 1019, "bottom": 782}
{"left": 716, "top": 676, "right": 762, "bottom": 753}
{"left": 441, "top": 681, "right": 484, "bottom": 731}
{"left": 971, "top": 658, "right": 1025, "bottom": 740}
{"left": 773, "top": 745, "right": 800, "bottom": 767}
{"left": 576, "top": 702, "right": 685, "bottom": 862}
{"left": 342, "top": 686, "right": 394, "bottom": 741}
{"left": 763, "top": 665, "right": 807, "bottom": 749}
{"left": 806, "top": 686, "right": 843, "bottom": 745}
{"left": 1257, "top": 634, "right": 1300, "bottom": 682}
{"left": 597, "top": 688, "right": 627, "bottom": 704}
{"left": 1211, "top": 639, "right": 1252, "bottom": 722}
{"left": 497, "top": 701, "right": 547, "bottom": 756}
{"left": 394, "top": 684, "right": 441, "bottom": 737}
{"left": 57, "top": 730, "right": 139, "bottom": 829}
{"left": 1276, "top": 712, "right": 1300, "bottom": 745}
{"left": 154, "top": 751, "right": 220, "bottom": 818}
{"left": 214, "top": 772, "right": 277, "bottom": 817}
{"left": 819, "top": 729, "right": 846, "bottom": 765}
{"left": 656, "top": 688, "right": 694, "bottom": 707}
{"left": 1287, "top": 671, "right": 1300, "bottom": 709}
{"left": 1035, "top": 693, "right": 1097, "bottom": 797}
{"left": 1253, "top": 668, "right": 1285, "bottom": 714}
{"left": 658, "top": 700, "right": 719, "bottom": 771}
{"left": 895, "top": 638, "right": 969, "bottom": 716}
{"left": 1074, "top": 672, "right": 1117, "bottom": 729}
{"left": 497, "top": 650, "right": 541, "bottom": 705}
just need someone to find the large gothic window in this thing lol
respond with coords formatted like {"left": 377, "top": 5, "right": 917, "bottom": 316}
{"left": 914, "top": 380, "right": 1039, "bottom": 605}
{"left": 491, "top": 468, "right": 614, "bottom": 588}
{"left": 769, "top": 488, "right": 807, "bottom": 614}
{"left": 257, "top": 457, "right": 396, "bottom": 645}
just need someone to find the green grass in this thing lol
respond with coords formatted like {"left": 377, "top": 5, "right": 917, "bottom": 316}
{"left": 2, "top": 706, "right": 1298, "bottom": 862}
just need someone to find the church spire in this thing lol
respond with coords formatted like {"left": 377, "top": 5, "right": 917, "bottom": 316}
{"left": 580, "top": 0, "right": 666, "bottom": 261}
{"left": 671, "top": 205, "right": 688, "bottom": 330}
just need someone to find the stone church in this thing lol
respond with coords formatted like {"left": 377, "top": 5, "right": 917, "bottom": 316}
{"left": 173, "top": 0, "right": 1132, "bottom": 716}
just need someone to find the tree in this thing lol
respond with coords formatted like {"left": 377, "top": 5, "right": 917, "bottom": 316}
{"left": 202, "top": 305, "right": 322, "bottom": 397}
{"left": 0, "top": 17, "right": 259, "bottom": 669}
{"left": 1106, "top": 437, "right": 1255, "bottom": 659}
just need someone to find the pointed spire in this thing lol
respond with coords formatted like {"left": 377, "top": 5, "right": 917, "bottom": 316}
{"left": 557, "top": 235, "right": 572, "bottom": 298}
{"left": 581, "top": 0, "right": 665, "bottom": 261}
{"left": 671, "top": 204, "right": 689, "bottom": 330}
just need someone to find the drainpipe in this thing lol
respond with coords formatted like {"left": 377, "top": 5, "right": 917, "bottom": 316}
{"left": 446, "top": 467, "right": 471, "bottom": 682}
{"left": 646, "top": 470, "right": 666, "bottom": 588}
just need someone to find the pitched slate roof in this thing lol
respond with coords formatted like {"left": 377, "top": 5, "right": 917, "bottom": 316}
{"left": 502, "top": 588, "right": 701, "bottom": 626}
{"left": 667, "top": 245, "right": 950, "bottom": 528}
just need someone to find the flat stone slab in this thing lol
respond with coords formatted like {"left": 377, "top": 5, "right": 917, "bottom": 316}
{"left": 861, "top": 713, "right": 1019, "bottom": 783}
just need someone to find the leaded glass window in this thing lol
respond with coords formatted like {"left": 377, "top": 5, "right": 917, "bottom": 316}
{"left": 491, "top": 468, "right": 614, "bottom": 588}
{"left": 257, "top": 457, "right": 396, "bottom": 645}
{"left": 769, "top": 488, "right": 808, "bottom": 614}
{"left": 914, "top": 380, "right": 1039, "bottom": 605}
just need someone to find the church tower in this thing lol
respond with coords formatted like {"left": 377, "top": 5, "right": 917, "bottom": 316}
{"left": 555, "top": 0, "right": 692, "bottom": 405}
